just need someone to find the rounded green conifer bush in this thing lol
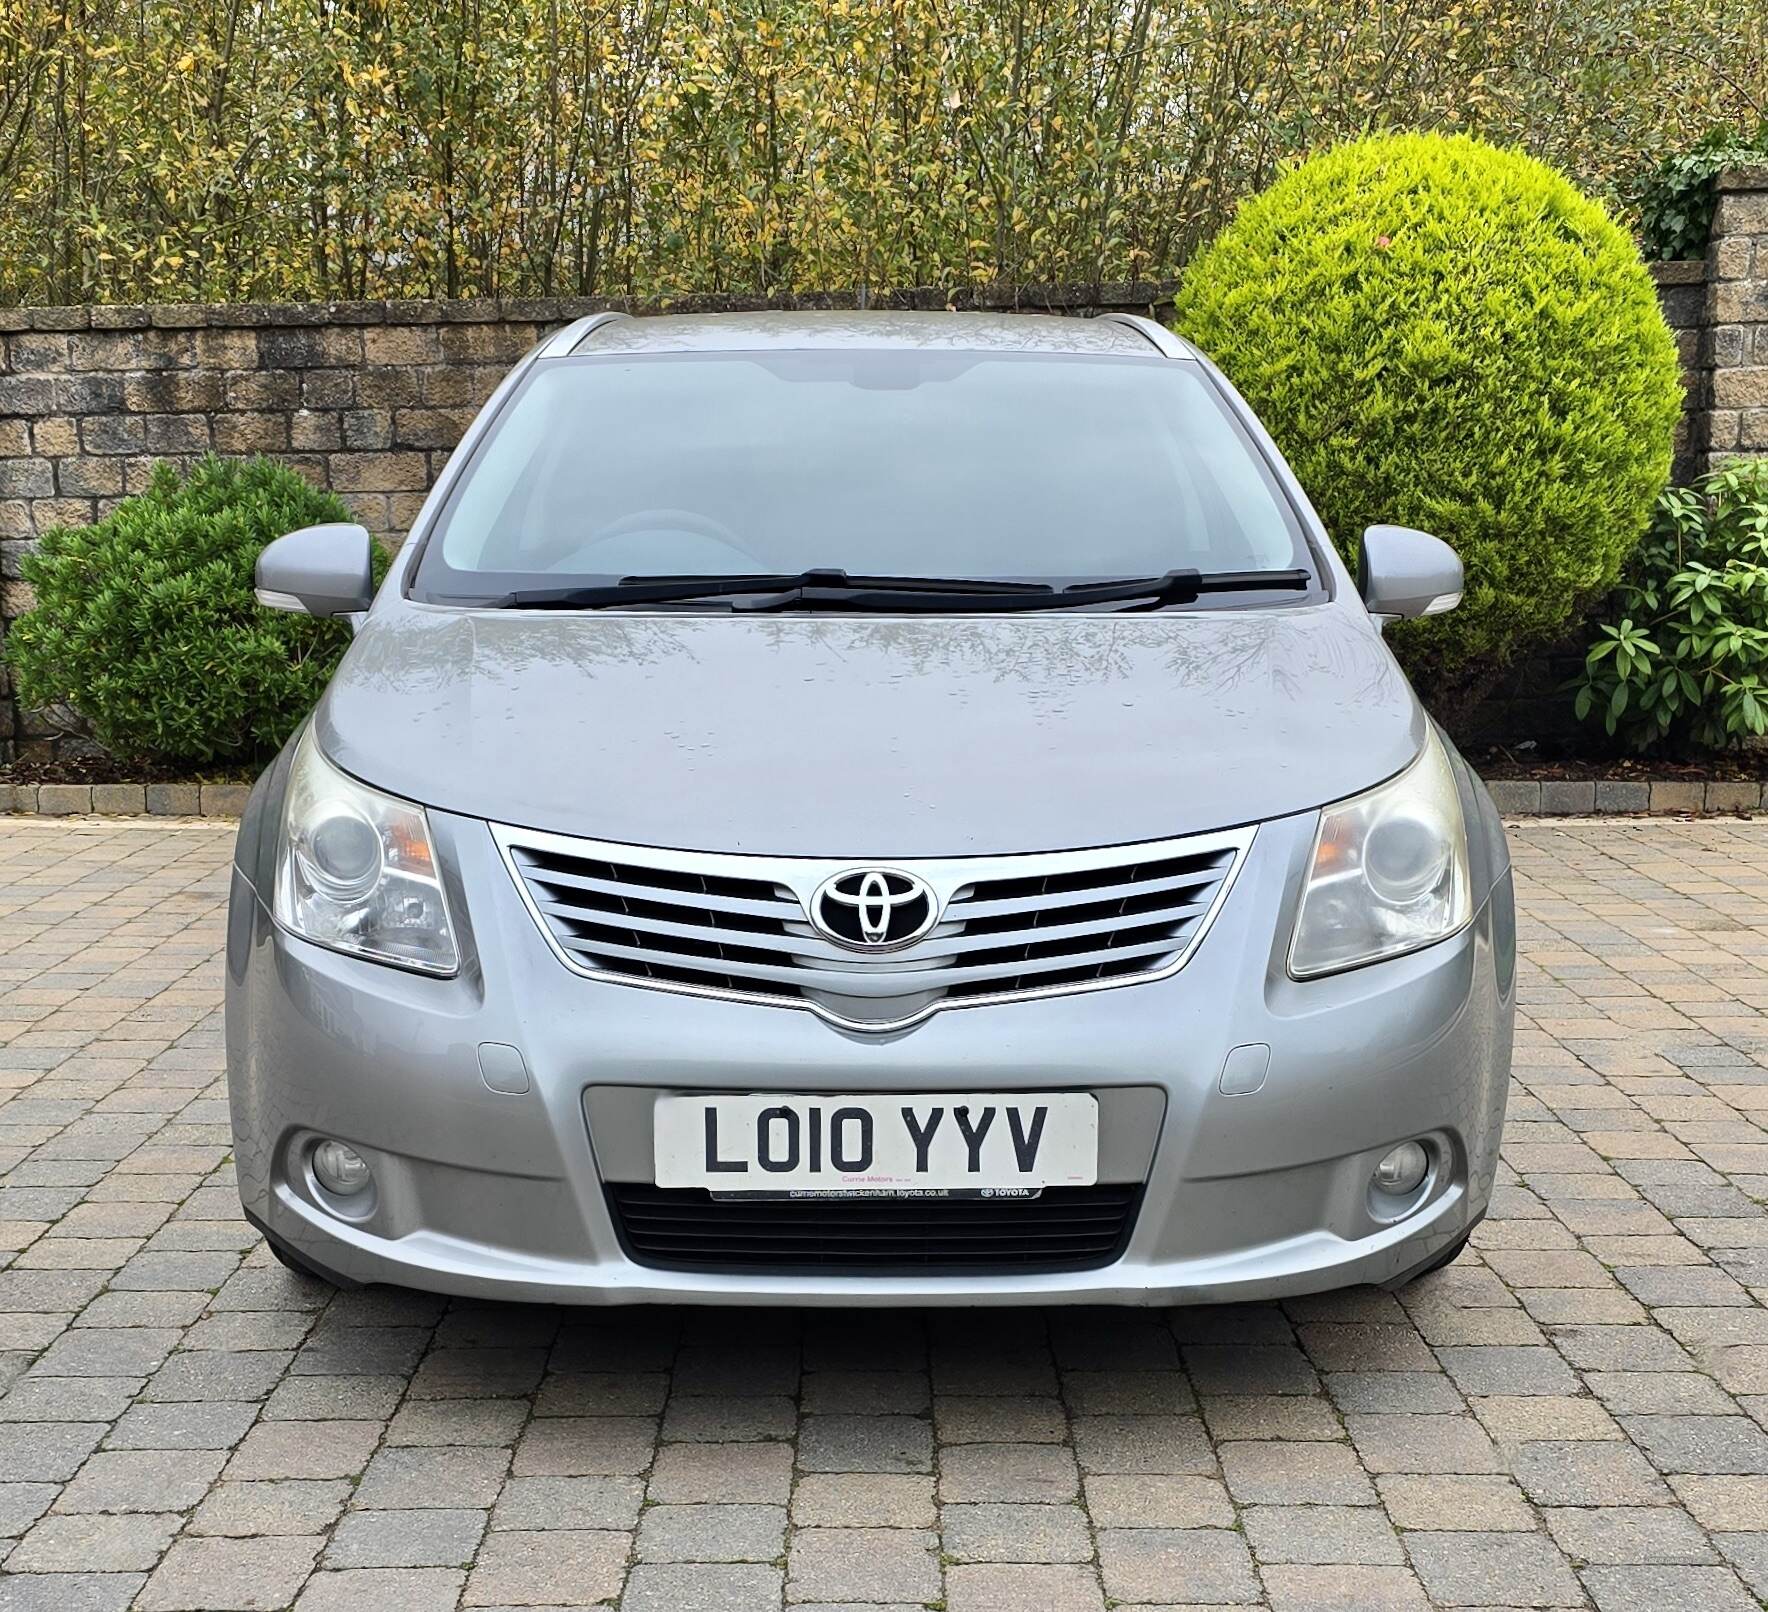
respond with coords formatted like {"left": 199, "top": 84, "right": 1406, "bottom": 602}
{"left": 6, "top": 455, "right": 370, "bottom": 763}
{"left": 1174, "top": 130, "right": 1683, "bottom": 709}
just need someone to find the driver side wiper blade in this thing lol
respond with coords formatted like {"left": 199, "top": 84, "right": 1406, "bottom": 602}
{"left": 493, "top": 569, "right": 1054, "bottom": 610}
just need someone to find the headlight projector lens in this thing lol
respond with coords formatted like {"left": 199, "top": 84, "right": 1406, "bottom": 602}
{"left": 312, "top": 1139, "right": 372, "bottom": 1197}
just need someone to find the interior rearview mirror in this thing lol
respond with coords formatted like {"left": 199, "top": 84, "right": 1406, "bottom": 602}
{"left": 1359, "top": 525, "right": 1463, "bottom": 621}
{"left": 255, "top": 523, "right": 376, "bottom": 618}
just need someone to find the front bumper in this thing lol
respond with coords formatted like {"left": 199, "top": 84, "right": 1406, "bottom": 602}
{"left": 224, "top": 808, "right": 1514, "bottom": 1306}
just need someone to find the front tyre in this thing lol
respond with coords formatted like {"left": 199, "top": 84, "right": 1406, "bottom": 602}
{"left": 1385, "top": 1227, "right": 1474, "bottom": 1289}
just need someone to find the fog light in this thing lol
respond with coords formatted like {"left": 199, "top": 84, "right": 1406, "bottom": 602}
{"left": 312, "top": 1139, "right": 371, "bottom": 1196}
{"left": 1373, "top": 1141, "right": 1431, "bottom": 1196}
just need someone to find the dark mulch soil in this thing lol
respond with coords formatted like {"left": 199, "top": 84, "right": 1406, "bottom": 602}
{"left": 1464, "top": 744, "right": 1768, "bottom": 782}
{"left": 0, "top": 754, "right": 257, "bottom": 787}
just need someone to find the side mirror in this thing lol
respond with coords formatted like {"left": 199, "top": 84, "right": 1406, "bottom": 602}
{"left": 255, "top": 523, "right": 375, "bottom": 618}
{"left": 1359, "top": 525, "right": 1463, "bottom": 620}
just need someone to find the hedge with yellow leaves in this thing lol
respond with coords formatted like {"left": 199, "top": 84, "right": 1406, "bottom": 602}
{"left": 0, "top": 0, "right": 1762, "bottom": 306}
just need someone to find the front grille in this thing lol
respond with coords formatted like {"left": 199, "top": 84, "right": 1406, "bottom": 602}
{"left": 495, "top": 824, "right": 1251, "bottom": 1031}
{"left": 606, "top": 1183, "right": 1142, "bottom": 1273}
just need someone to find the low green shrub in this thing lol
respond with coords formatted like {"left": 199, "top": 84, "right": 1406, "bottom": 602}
{"left": 6, "top": 455, "right": 373, "bottom": 763}
{"left": 1574, "top": 462, "right": 1768, "bottom": 752}
{"left": 1174, "top": 130, "right": 1683, "bottom": 712}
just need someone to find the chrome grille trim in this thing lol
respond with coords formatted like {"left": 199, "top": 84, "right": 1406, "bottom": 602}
{"left": 492, "top": 823, "right": 1256, "bottom": 1033}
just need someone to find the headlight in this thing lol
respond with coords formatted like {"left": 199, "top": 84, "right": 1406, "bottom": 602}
{"left": 1288, "top": 729, "right": 1471, "bottom": 978}
{"left": 274, "top": 728, "right": 459, "bottom": 975}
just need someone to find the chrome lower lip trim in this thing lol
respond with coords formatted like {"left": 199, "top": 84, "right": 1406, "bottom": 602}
{"left": 489, "top": 823, "right": 1258, "bottom": 1034}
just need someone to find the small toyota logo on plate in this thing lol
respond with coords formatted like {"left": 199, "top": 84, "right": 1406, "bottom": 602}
{"left": 810, "top": 869, "right": 938, "bottom": 950}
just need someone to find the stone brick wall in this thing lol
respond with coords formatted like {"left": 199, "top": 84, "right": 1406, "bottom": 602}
{"left": 1708, "top": 167, "right": 1768, "bottom": 464}
{"left": 1652, "top": 258, "right": 1708, "bottom": 484}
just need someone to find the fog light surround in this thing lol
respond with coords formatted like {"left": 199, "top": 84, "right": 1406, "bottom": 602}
{"left": 1372, "top": 1140, "right": 1432, "bottom": 1198}
{"left": 311, "top": 1139, "right": 372, "bottom": 1197}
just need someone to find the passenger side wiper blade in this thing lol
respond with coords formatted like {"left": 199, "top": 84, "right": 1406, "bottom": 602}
{"left": 493, "top": 570, "right": 1053, "bottom": 609}
{"left": 1061, "top": 567, "right": 1314, "bottom": 611}
{"left": 731, "top": 567, "right": 1315, "bottom": 613}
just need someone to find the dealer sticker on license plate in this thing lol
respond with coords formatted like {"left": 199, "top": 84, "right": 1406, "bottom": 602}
{"left": 653, "top": 1092, "right": 1098, "bottom": 1194}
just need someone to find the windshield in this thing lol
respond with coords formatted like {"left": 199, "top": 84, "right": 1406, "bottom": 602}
{"left": 413, "top": 349, "right": 1320, "bottom": 606}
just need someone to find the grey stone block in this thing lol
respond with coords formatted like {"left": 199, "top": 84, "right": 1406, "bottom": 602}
{"left": 1539, "top": 779, "right": 1597, "bottom": 815}
{"left": 1594, "top": 779, "right": 1651, "bottom": 813}
{"left": 199, "top": 783, "right": 252, "bottom": 816}
{"left": 90, "top": 783, "right": 146, "bottom": 814}
{"left": 1706, "top": 781, "right": 1761, "bottom": 813}
{"left": 35, "top": 783, "right": 93, "bottom": 815}
{"left": 1651, "top": 780, "right": 1706, "bottom": 814}
{"left": 146, "top": 782, "right": 202, "bottom": 816}
{"left": 1484, "top": 779, "right": 1540, "bottom": 815}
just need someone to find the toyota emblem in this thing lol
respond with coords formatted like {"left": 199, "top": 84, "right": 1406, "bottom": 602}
{"left": 809, "top": 868, "right": 938, "bottom": 950}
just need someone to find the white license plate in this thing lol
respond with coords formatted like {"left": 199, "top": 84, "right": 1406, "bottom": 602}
{"left": 653, "top": 1092, "right": 1098, "bottom": 1194}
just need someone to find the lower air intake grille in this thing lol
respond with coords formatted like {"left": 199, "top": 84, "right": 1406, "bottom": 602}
{"left": 606, "top": 1183, "right": 1142, "bottom": 1273}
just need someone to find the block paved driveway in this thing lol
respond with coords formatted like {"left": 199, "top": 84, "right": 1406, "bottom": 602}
{"left": 2, "top": 815, "right": 1767, "bottom": 1612}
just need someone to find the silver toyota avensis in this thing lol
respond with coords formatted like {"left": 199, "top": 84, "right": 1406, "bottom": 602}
{"left": 225, "top": 310, "right": 1515, "bottom": 1307}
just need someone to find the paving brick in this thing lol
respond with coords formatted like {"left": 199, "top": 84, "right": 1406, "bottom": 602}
{"left": 941, "top": 1502, "right": 1093, "bottom": 1562}
{"left": 1544, "top": 1504, "right": 1720, "bottom": 1564}
{"left": 1581, "top": 1563, "right": 1761, "bottom": 1611}
{"left": 324, "top": 1507, "right": 486, "bottom": 1568}
{"left": 190, "top": 1480, "right": 352, "bottom": 1536}
{"left": 786, "top": 1527, "right": 940, "bottom": 1602}
{"left": 791, "top": 1474, "right": 934, "bottom": 1527}
{"left": 7, "top": 1510, "right": 181, "bottom": 1571}
{"left": 636, "top": 1503, "right": 784, "bottom": 1562}
{"left": 225, "top": 1420, "right": 382, "bottom": 1481}
{"left": 1249, "top": 1501, "right": 1405, "bottom": 1566}
{"left": 1219, "top": 1440, "right": 1376, "bottom": 1504}
{"left": 1345, "top": 1412, "right": 1502, "bottom": 1473}
{"left": 350, "top": 1445, "right": 508, "bottom": 1507}
{"left": 293, "top": 1569, "right": 466, "bottom": 1612}
{"left": 647, "top": 1441, "right": 793, "bottom": 1503}
{"left": 944, "top": 1562, "right": 1105, "bottom": 1612}
{"left": 136, "top": 1535, "right": 320, "bottom": 1610}
{"left": 489, "top": 1474, "right": 644, "bottom": 1531}
{"left": 1404, "top": 1529, "right": 1584, "bottom": 1607}
{"left": 1097, "top": 1526, "right": 1260, "bottom": 1603}
{"left": 1376, "top": 1472, "right": 1538, "bottom": 1531}
{"left": 1261, "top": 1563, "right": 1431, "bottom": 1610}
{"left": 618, "top": 1562, "right": 783, "bottom": 1612}
{"left": 460, "top": 1528, "right": 628, "bottom": 1606}
{"left": 939, "top": 1442, "right": 1079, "bottom": 1503}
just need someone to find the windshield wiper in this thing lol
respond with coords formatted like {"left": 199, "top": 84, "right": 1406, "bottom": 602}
{"left": 494, "top": 570, "right": 1054, "bottom": 610}
{"left": 730, "top": 566, "right": 1314, "bottom": 612}
{"left": 1059, "top": 567, "right": 1313, "bottom": 611}
{"left": 490, "top": 566, "right": 1312, "bottom": 613}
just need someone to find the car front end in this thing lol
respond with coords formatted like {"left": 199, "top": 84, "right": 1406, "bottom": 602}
{"left": 225, "top": 309, "right": 1515, "bottom": 1306}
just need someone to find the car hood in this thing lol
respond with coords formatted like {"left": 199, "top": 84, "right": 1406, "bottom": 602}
{"left": 315, "top": 606, "right": 1425, "bottom": 856}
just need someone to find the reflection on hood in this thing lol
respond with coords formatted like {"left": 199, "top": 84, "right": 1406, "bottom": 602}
{"left": 318, "top": 607, "right": 1422, "bottom": 856}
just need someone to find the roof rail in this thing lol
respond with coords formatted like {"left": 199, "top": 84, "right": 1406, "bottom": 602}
{"left": 1098, "top": 312, "right": 1196, "bottom": 360}
{"left": 537, "top": 311, "right": 632, "bottom": 358}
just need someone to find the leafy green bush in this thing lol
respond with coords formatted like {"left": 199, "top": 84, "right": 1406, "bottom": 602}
{"left": 1637, "top": 126, "right": 1768, "bottom": 260}
{"left": 6, "top": 455, "right": 372, "bottom": 764}
{"left": 1174, "top": 130, "right": 1683, "bottom": 711}
{"left": 1574, "top": 462, "right": 1768, "bottom": 752}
